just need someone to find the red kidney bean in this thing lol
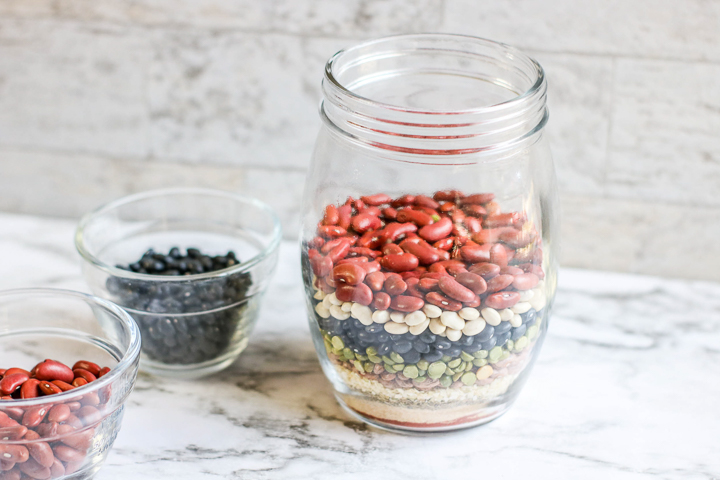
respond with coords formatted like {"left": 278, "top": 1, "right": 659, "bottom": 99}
{"left": 70, "top": 379, "right": 87, "bottom": 389}
{"left": 400, "top": 270, "right": 422, "bottom": 281}
{"left": 65, "top": 402, "right": 82, "bottom": 412}
{"left": 351, "top": 213, "right": 382, "bottom": 233}
{"left": 0, "top": 445, "right": 28, "bottom": 463}
{"left": 335, "top": 284, "right": 373, "bottom": 306}
{"left": 17, "top": 458, "right": 51, "bottom": 479}
{"left": 445, "top": 264, "right": 467, "bottom": 276}
{"left": 19, "top": 379, "right": 40, "bottom": 399}
{"left": 62, "top": 416, "right": 83, "bottom": 430}
{"left": 460, "top": 244, "right": 491, "bottom": 263}
{"left": 413, "top": 194, "right": 440, "bottom": 209}
{"left": 336, "top": 256, "right": 368, "bottom": 266}
{"left": 383, "top": 275, "right": 407, "bottom": 296}
{"left": 318, "top": 225, "right": 347, "bottom": 238}
{"left": 0, "top": 426, "right": 27, "bottom": 441}
{"left": 320, "top": 237, "right": 345, "bottom": 254}
{"left": 438, "top": 202, "right": 455, "bottom": 213}
{"left": 459, "top": 193, "right": 495, "bottom": 205}
{"left": 348, "top": 247, "right": 380, "bottom": 258}
{"left": 486, "top": 274, "right": 515, "bottom": 293}
{"left": 34, "top": 360, "right": 74, "bottom": 384}
{"left": 381, "top": 222, "right": 417, "bottom": 243}
{"left": 450, "top": 209, "right": 465, "bottom": 224}
{"left": 489, "top": 243, "right": 508, "bottom": 267}
{"left": 372, "top": 292, "right": 391, "bottom": 310}
{"left": 81, "top": 393, "right": 101, "bottom": 408}
{"left": 418, "top": 277, "right": 439, "bottom": 291}
{"left": 77, "top": 405, "right": 101, "bottom": 424}
{"left": 468, "top": 262, "right": 500, "bottom": 279}
{"left": 63, "top": 460, "right": 83, "bottom": 476}
{"left": 396, "top": 208, "right": 433, "bottom": 227}
{"left": 22, "top": 406, "right": 48, "bottom": 428}
{"left": 353, "top": 198, "right": 365, "bottom": 210}
{"left": 433, "top": 237, "right": 454, "bottom": 251}
{"left": 49, "top": 459, "right": 64, "bottom": 478}
{"left": 0, "top": 373, "right": 28, "bottom": 396}
{"left": 46, "top": 405, "right": 71, "bottom": 424}
{"left": 327, "top": 241, "right": 352, "bottom": 263}
{"left": 34, "top": 423, "right": 58, "bottom": 439}
{"left": 425, "top": 292, "right": 462, "bottom": 311}
{"left": 433, "top": 190, "right": 465, "bottom": 202}
{"left": 356, "top": 230, "right": 382, "bottom": 249}
{"left": 0, "top": 414, "right": 17, "bottom": 428}
{"left": 0, "top": 369, "right": 5, "bottom": 376}
{"left": 23, "top": 431, "right": 54, "bottom": 469}
{"left": 485, "top": 291, "right": 521, "bottom": 309}
{"left": 517, "top": 263, "right": 545, "bottom": 279}
{"left": 484, "top": 212, "right": 521, "bottom": 228}
{"left": 405, "top": 278, "right": 426, "bottom": 299}
{"left": 360, "top": 206, "right": 381, "bottom": 216}
{"left": 310, "top": 255, "right": 333, "bottom": 278}
{"left": 463, "top": 216, "right": 482, "bottom": 233}
{"left": 0, "top": 459, "right": 16, "bottom": 472}
{"left": 418, "top": 217, "right": 452, "bottom": 242}
{"left": 360, "top": 261, "right": 381, "bottom": 274}
{"left": 463, "top": 205, "right": 487, "bottom": 218}
{"left": 455, "top": 272, "right": 487, "bottom": 294}
{"left": 381, "top": 207, "right": 398, "bottom": 220}
{"left": 437, "top": 276, "right": 476, "bottom": 303}
{"left": 463, "top": 295, "right": 482, "bottom": 308}
{"left": 337, "top": 205, "right": 352, "bottom": 230}
{"left": 72, "top": 369, "right": 97, "bottom": 384}
{"left": 52, "top": 445, "right": 84, "bottom": 463}
{"left": 513, "top": 273, "right": 540, "bottom": 290}
{"left": 361, "top": 193, "right": 391, "bottom": 206}
{"left": 500, "top": 266, "right": 524, "bottom": 275}
{"left": 322, "top": 205, "right": 339, "bottom": 225}
{"left": 398, "top": 239, "right": 441, "bottom": 265}
{"left": 3, "top": 369, "right": 30, "bottom": 378}
{"left": 379, "top": 253, "right": 419, "bottom": 272}
{"left": 332, "top": 264, "right": 366, "bottom": 286}
{"left": 499, "top": 228, "right": 535, "bottom": 248}
{"left": 325, "top": 276, "right": 337, "bottom": 288}
{"left": 382, "top": 243, "right": 403, "bottom": 256}
{"left": 391, "top": 194, "right": 415, "bottom": 207}
{"left": 390, "top": 295, "right": 424, "bottom": 313}
{"left": 364, "top": 271, "right": 385, "bottom": 291}
{"left": 485, "top": 201, "right": 501, "bottom": 215}
{"left": 309, "top": 236, "right": 325, "bottom": 250}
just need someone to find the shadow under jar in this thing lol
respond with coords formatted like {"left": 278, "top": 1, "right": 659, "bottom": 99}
{"left": 300, "top": 34, "right": 560, "bottom": 432}
{"left": 76, "top": 188, "right": 281, "bottom": 379}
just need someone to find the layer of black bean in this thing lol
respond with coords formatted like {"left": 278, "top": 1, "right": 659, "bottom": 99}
{"left": 108, "top": 247, "right": 252, "bottom": 365}
{"left": 317, "top": 307, "right": 544, "bottom": 364}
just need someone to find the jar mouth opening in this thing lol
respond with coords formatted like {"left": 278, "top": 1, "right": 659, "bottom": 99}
{"left": 324, "top": 33, "right": 545, "bottom": 117}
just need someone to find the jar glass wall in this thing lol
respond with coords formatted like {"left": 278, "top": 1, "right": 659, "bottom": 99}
{"left": 301, "top": 34, "right": 559, "bottom": 432}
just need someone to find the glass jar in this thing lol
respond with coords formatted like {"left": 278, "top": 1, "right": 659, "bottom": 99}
{"left": 300, "top": 34, "right": 559, "bottom": 432}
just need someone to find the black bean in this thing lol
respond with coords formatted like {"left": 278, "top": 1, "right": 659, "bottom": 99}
{"left": 422, "top": 349, "right": 443, "bottom": 363}
{"left": 401, "top": 350, "right": 421, "bottom": 365}
{"left": 187, "top": 248, "right": 201, "bottom": 258}
{"left": 378, "top": 343, "right": 392, "bottom": 356}
{"left": 412, "top": 339, "right": 430, "bottom": 353}
{"left": 446, "top": 346, "right": 462, "bottom": 357}
{"left": 419, "top": 332, "right": 436, "bottom": 344}
{"left": 434, "top": 339, "right": 452, "bottom": 351}
{"left": 494, "top": 322, "right": 512, "bottom": 335}
{"left": 393, "top": 341, "right": 413, "bottom": 354}
{"left": 511, "top": 325, "right": 527, "bottom": 340}
{"left": 494, "top": 331, "right": 511, "bottom": 347}
{"left": 480, "top": 337, "right": 497, "bottom": 351}
{"left": 169, "top": 247, "right": 181, "bottom": 258}
{"left": 475, "top": 325, "right": 495, "bottom": 343}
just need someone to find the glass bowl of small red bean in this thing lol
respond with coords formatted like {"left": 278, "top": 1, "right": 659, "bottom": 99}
{"left": 0, "top": 288, "right": 141, "bottom": 480}
{"left": 75, "top": 188, "right": 282, "bottom": 379}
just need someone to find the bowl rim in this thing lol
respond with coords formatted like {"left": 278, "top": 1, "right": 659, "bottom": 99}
{"left": 0, "top": 288, "right": 142, "bottom": 409}
{"left": 74, "top": 187, "right": 283, "bottom": 282}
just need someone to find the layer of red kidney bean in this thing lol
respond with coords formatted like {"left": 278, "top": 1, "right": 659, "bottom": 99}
{"left": 307, "top": 191, "right": 544, "bottom": 313}
{"left": 0, "top": 360, "right": 111, "bottom": 480}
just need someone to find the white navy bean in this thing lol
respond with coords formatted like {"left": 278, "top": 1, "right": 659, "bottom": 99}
{"left": 458, "top": 307, "right": 480, "bottom": 321}
{"left": 511, "top": 302, "right": 532, "bottom": 314}
{"left": 510, "top": 314, "right": 523, "bottom": 327}
{"left": 404, "top": 311, "right": 427, "bottom": 326}
{"left": 518, "top": 289, "right": 534, "bottom": 302}
{"left": 315, "top": 303, "right": 331, "bottom": 318}
{"left": 384, "top": 321, "right": 410, "bottom": 334}
{"left": 330, "top": 304, "right": 350, "bottom": 320}
{"left": 429, "top": 317, "right": 447, "bottom": 335}
{"left": 529, "top": 292, "right": 546, "bottom": 311}
{"left": 499, "top": 308, "right": 514, "bottom": 321}
{"left": 390, "top": 311, "right": 406, "bottom": 324}
{"left": 462, "top": 319, "right": 487, "bottom": 336}
{"left": 341, "top": 302, "right": 353, "bottom": 312}
{"left": 481, "top": 307, "right": 502, "bottom": 326}
{"left": 372, "top": 309, "right": 390, "bottom": 324}
{"left": 322, "top": 294, "right": 334, "bottom": 309}
{"left": 423, "top": 304, "right": 442, "bottom": 318}
{"left": 409, "top": 318, "right": 430, "bottom": 335}
{"left": 313, "top": 290, "right": 325, "bottom": 300}
{"left": 328, "top": 292, "right": 342, "bottom": 306}
{"left": 446, "top": 328, "right": 462, "bottom": 342}
{"left": 440, "top": 311, "right": 465, "bottom": 330}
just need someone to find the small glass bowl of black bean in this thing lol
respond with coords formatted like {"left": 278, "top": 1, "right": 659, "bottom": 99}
{"left": 75, "top": 188, "right": 282, "bottom": 378}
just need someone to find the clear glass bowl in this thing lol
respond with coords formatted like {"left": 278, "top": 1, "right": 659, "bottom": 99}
{"left": 301, "top": 34, "right": 559, "bottom": 432}
{"left": 75, "top": 188, "right": 282, "bottom": 379}
{"left": 0, "top": 288, "right": 141, "bottom": 480}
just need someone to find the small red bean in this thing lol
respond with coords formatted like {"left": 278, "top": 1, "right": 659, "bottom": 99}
{"left": 451, "top": 209, "right": 465, "bottom": 223}
{"left": 390, "top": 295, "right": 425, "bottom": 313}
{"left": 418, "top": 217, "right": 453, "bottom": 242}
{"left": 34, "top": 360, "right": 74, "bottom": 384}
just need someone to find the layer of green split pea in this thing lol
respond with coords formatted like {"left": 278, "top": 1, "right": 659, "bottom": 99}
{"left": 321, "top": 324, "right": 540, "bottom": 388}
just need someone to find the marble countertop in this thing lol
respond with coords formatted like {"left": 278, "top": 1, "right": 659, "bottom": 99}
{"left": 1, "top": 212, "right": 718, "bottom": 479}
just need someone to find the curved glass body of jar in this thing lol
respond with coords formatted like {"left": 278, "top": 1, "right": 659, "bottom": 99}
{"left": 300, "top": 34, "right": 559, "bottom": 432}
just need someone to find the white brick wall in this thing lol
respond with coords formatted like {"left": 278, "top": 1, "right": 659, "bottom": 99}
{"left": 0, "top": 0, "right": 719, "bottom": 280}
